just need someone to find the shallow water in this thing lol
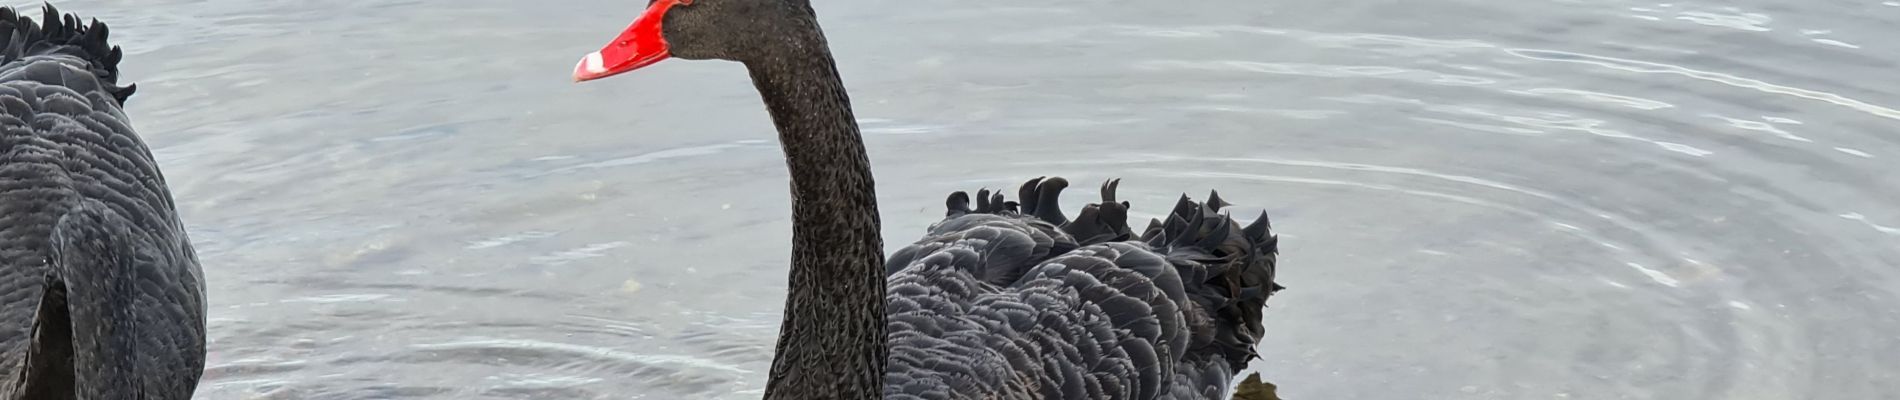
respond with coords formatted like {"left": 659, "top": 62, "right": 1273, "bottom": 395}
{"left": 55, "top": 0, "right": 1900, "bottom": 398}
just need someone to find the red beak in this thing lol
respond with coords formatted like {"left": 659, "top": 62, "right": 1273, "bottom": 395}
{"left": 573, "top": 0, "right": 682, "bottom": 82}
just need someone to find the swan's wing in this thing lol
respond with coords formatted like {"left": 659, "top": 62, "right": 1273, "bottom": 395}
{"left": 885, "top": 241, "right": 1181, "bottom": 400}
{"left": 883, "top": 178, "right": 1081, "bottom": 286}
{"left": 1060, "top": 178, "right": 1137, "bottom": 246}
{"left": 884, "top": 178, "right": 1281, "bottom": 400}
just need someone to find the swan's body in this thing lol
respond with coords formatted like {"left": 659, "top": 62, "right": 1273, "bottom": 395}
{"left": 573, "top": 0, "right": 1283, "bottom": 398}
{"left": 0, "top": 6, "right": 206, "bottom": 399}
{"left": 884, "top": 178, "right": 1278, "bottom": 399}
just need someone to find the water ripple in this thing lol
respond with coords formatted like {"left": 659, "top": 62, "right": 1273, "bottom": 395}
{"left": 1504, "top": 48, "right": 1900, "bottom": 121}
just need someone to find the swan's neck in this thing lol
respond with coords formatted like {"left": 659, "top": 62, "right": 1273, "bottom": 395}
{"left": 746, "top": 29, "right": 887, "bottom": 399}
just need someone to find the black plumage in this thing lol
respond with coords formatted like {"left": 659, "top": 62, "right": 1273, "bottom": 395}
{"left": 0, "top": 4, "right": 205, "bottom": 399}
{"left": 885, "top": 177, "right": 1281, "bottom": 399}
{"left": 570, "top": 0, "right": 1288, "bottom": 397}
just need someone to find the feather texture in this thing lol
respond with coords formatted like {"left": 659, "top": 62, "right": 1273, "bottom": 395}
{"left": 885, "top": 177, "right": 1281, "bottom": 399}
{"left": 0, "top": 4, "right": 204, "bottom": 399}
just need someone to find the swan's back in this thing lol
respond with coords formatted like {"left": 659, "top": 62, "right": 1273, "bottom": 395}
{"left": 884, "top": 177, "right": 1281, "bottom": 399}
{"left": 0, "top": 5, "right": 204, "bottom": 399}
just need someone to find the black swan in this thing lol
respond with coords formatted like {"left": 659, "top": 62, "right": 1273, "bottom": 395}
{"left": 0, "top": 5, "right": 206, "bottom": 399}
{"left": 573, "top": 0, "right": 1283, "bottom": 398}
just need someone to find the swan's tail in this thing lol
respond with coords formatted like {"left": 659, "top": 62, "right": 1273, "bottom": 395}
{"left": 14, "top": 200, "right": 203, "bottom": 398}
{"left": 1055, "top": 177, "right": 1282, "bottom": 369}
{"left": 1139, "top": 190, "right": 1281, "bottom": 370}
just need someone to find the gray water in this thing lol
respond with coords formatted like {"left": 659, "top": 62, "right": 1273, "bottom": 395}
{"left": 53, "top": 0, "right": 1900, "bottom": 398}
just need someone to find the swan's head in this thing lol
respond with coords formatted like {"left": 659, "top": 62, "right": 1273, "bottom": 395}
{"left": 573, "top": 0, "right": 815, "bottom": 82}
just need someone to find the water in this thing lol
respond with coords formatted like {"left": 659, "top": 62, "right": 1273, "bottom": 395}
{"left": 51, "top": 0, "right": 1900, "bottom": 398}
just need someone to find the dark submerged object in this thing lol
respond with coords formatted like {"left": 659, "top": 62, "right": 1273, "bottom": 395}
{"left": 0, "top": 4, "right": 206, "bottom": 399}
{"left": 1229, "top": 372, "right": 1283, "bottom": 400}
{"left": 572, "top": 0, "right": 1285, "bottom": 398}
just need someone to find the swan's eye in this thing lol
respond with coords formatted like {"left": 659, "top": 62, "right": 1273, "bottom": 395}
{"left": 678, "top": 0, "right": 694, "bottom": 5}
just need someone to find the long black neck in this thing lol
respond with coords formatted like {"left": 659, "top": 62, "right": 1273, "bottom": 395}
{"left": 746, "top": 21, "right": 887, "bottom": 400}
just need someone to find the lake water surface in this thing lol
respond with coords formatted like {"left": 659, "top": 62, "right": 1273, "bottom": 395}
{"left": 57, "top": 0, "right": 1900, "bottom": 398}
